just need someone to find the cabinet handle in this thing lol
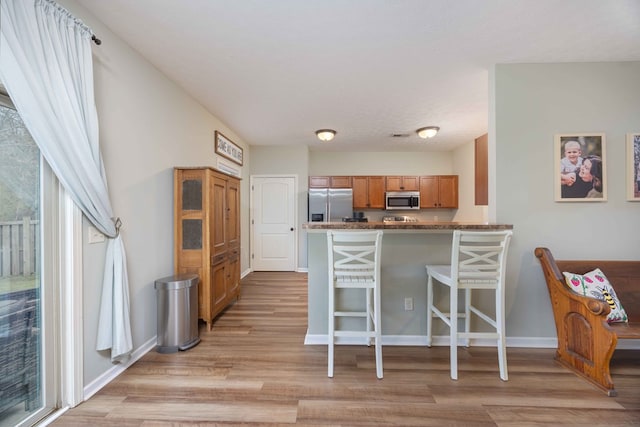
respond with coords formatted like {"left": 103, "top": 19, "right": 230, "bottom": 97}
{"left": 290, "top": 227, "right": 294, "bottom": 231}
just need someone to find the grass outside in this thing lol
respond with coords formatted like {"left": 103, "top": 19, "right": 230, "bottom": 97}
{"left": 0, "top": 274, "right": 37, "bottom": 295}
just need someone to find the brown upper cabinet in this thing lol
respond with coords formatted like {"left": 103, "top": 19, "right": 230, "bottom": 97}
{"left": 385, "top": 176, "right": 419, "bottom": 192}
{"left": 310, "top": 174, "right": 458, "bottom": 209}
{"left": 352, "top": 176, "right": 385, "bottom": 209}
{"left": 475, "top": 133, "right": 488, "bottom": 206}
{"left": 419, "top": 175, "right": 458, "bottom": 208}
{"left": 309, "top": 176, "right": 352, "bottom": 188}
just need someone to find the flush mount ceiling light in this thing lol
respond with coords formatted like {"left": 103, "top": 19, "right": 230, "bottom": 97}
{"left": 416, "top": 126, "right": 440, "bottom": 139}
{"left": 315, "top": 129, "right": 336, "bottom": 142}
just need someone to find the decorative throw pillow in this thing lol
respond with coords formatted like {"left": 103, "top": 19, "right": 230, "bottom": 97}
{"left": 562, "top": 269, "right": 628, "bottom": 323}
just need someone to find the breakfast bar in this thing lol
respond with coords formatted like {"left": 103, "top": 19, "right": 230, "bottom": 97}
{"left": 302, "top": 221, "right": 513, "bottom": 345}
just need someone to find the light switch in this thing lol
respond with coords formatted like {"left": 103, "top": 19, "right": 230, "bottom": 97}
{"left": 88, "top": 225, "right": 106, "bottom": 244}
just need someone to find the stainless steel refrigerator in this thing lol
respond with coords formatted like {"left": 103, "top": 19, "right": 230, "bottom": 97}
{"left": 308, "top": 188, "right": 353, "bottom": 222}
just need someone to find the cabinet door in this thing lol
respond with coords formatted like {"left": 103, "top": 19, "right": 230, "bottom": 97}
{"left": 309, "top": 176, "right": 330, "bottom": 188}
{"left": 386, "top": 176, "right": 419, "bottom": 192}
{"left": 386, "top": 176, "right": 419, "bottom": 191}
{"left": 330, "top": 176, "right": 352, "bottom": 188}
{"left": 212, "top": 257, "right": 228, "bottom": 314}
{"left": 175, "top": 169, "right": 206, "bottom": 267}
{"left": 226, "top": 178, "right": 240, "bottom": 250}
{"left": 211, "top": 175, "right": 228, "bottom": 257}
{"left": 419, "top": 175, "right": 458, "bottom": 208}
{"left": 475, "top": 134, "right": 488, "bottom": 205}
{"left": 367, "top": 177, "right": 385, "bottom": 209}
{"left": 401, "top": 176, "right": 419, "bottom": 191}
{"left": 385, "top": 176, "right": 403, "bottom": 192}
{"left": 227, "top": 251, "right": 240, "bottom": 297}
{"left": 419, "top": 176, "right": 438, "bottom": 208}
{"left": 438, "top": 175, "right": 459, "bottom": 208}
{"left": 352, "top": 176, "right": 369, "bottom": 209}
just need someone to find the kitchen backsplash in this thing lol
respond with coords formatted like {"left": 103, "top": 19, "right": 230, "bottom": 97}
{"left": 358, "top": 209, "right": 456, "bottom": 222}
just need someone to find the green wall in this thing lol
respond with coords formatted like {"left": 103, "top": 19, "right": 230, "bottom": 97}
{"left": 494, "top": 62, "right": 640, "bottom": 340}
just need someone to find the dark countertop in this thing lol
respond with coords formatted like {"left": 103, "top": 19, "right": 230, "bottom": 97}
{"left": 303, "top": 222, "right": 513, "bottom": 230}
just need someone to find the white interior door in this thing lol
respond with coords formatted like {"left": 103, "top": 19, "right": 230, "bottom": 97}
{"left": 251, "top": 175, "right": 296, "bottom": 271}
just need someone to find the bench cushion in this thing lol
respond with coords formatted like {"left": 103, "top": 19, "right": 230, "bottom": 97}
{"left": 562, "top": 268, "right": 629, "bottom": 323}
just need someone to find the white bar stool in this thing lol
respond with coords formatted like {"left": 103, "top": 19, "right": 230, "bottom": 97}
{"left": 426, "top": 230, "right": 512, "bottom": 380}
{"left": 327, "top": 230, "right": 383, "bottom": 379}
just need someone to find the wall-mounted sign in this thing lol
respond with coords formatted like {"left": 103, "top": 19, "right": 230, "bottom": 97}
{"left": 215, "top": 131, "right": 243, "bottom": 165}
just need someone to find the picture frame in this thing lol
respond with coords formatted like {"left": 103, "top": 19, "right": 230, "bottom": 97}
{"left": 215, "top": 131, "right": 243, "bottom": 166}
{"left": 627, "top": 133, "right": 640, "bottom": 201}
{"left": 554, "top": 133, "right": 606, "bottom": 202}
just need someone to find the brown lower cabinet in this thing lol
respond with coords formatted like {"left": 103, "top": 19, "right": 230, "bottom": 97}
{"left": 174, "top": 167, "right": 241, "bottom": 330}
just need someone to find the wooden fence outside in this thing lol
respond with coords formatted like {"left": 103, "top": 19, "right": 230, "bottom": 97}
{"left": 0, "top": 218, "right": 39, "bottom": 277}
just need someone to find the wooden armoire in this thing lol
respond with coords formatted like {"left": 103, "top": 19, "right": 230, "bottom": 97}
{"left": 174, "top": 167, "right": 240, "bottom": 330}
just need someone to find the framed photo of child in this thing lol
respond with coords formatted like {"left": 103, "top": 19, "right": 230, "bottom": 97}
{"left": 554, "top": 133, "right": 606, "bottom": 202}
{"left": 627, "top": 133, "right": 640, "bottom": 201}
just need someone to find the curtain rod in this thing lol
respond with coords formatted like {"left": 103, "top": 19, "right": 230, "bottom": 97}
{"left": 39, "top": 0, "right": 101, "bottom": 45}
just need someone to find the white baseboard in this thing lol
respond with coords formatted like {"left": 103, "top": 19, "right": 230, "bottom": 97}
{"left": 617, "top": 339, "right": 640, "bottom": 350}
{"left": 83, "top": 336, "right": 156, "bottom": 401}
{"left": 241, "top": 268, "right": 251, "bottom": 278}
{"left": 297, "top": 267, "right": 308, "bottom": 273}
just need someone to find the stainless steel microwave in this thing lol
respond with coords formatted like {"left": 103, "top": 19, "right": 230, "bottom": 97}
{"left": 385, "top": 191, "right": 420, "bottom": 210}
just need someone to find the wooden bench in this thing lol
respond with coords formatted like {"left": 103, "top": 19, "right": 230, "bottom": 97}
{"left": 535, "top": 247, "right": 640, "bottom": 396}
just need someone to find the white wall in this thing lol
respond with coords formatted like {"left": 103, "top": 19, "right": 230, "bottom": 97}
{"left": 309, "top": 151, "right": 452, "bottom": 175}
{"left": 63, "top": 0, "right": 252, "bottom": 385}
{"left": 250, "top": 145, "right": 309, "bottom": 269}
{"left": 494, "top": 62, "right": 640, "bottom": 339}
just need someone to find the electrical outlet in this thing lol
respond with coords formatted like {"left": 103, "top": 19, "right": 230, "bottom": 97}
{"left": 88, "top": 225, "right": 106, "bottom": 244}
{"left": 404, "top": 297, "right": 414, "bottom": 311}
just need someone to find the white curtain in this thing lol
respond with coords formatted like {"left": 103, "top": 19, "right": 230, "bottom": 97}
{"left": 0, "top": 0, "right": 132, "bottom": 362}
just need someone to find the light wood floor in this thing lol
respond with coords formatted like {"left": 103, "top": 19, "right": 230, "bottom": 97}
{"left": 54, "top": 272, "right": 639, "bottom": 426}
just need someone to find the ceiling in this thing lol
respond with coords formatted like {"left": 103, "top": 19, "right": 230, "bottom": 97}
{"left": 76, "top": 0, "right": 640, "bottom": 152}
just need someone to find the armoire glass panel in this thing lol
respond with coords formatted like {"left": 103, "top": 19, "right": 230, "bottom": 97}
{"left": 182, "top": 219, "right": 202, "bottom": 249}
{"left": 182, "top": 179, "right": 202, "bottom": 210}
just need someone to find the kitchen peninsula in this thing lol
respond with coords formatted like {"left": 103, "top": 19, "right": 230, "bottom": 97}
{"left": 303, "top": 221, "right": 513, "bottom": 345}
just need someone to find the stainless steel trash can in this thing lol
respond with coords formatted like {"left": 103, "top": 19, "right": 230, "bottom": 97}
{"left": 154, "top": 273, "right": 200, "bottom": 353}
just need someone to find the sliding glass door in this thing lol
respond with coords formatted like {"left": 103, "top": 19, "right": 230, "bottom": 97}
{"left": 0, "top": 94, "right": 52, "bottom": 426}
